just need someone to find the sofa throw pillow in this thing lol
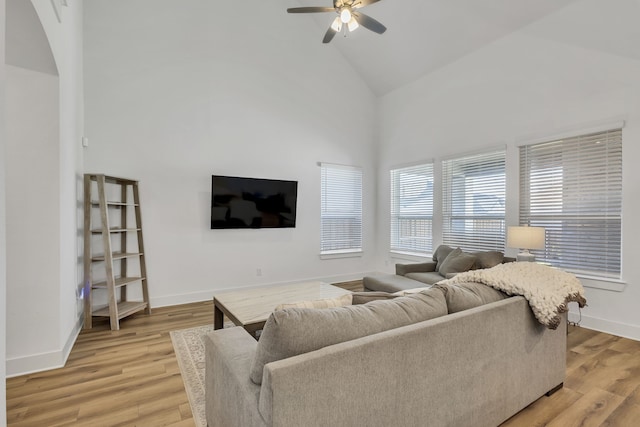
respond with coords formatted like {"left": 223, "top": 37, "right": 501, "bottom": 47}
{"left": 438, "top": 248, "right": 476, "bottom": 277}
{"left": 471, "top": 251, "right": 504, "bottom": 269}
{"left": 274, "top": 293, "right": 353, "bottom": 310}
{"left": 249, "top": 288, "right": 447, "bottom": 384}
{"left": 432, "top": 245, "right": 455, "bottom": 271}
{"left": 433, "top": 281, "right": 508, "bottom": 313}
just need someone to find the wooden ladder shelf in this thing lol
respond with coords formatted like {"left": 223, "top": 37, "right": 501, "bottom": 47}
{"left": 83, "top": 174, "right": 151, "bottom": 330}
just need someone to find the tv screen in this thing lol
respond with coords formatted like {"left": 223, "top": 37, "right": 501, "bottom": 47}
{"left": 211, "top": 175, "right": 298, "bottom": 229}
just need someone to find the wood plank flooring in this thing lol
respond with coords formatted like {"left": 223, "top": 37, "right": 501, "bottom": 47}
{"left": 6, "top": 300, "right": 214, "bottom": 427}
{"left": 6, "top": 282, "right": 640, "bottom": 426}
{"left": 501, "top": 325, "right": 640, "bottom": 426}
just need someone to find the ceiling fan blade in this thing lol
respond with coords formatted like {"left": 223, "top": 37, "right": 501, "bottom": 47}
{"left": 353, "top": 0, "right": 381, "bottom": 9}
{"left": 287, "top": 7, "right": 335, "bottom": 13}
{"left": 353, "top": 12, "right": 386, "bottom": 34}
{"left": 322, "top": 26, "right": 338, "bottom": 44}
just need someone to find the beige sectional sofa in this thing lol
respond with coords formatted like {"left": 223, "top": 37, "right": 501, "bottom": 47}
{"left": 364, "top": 245, "right": 515, "bottom": 293}
{"left": 204, "top": 283, "right": 566, "bottom": 427}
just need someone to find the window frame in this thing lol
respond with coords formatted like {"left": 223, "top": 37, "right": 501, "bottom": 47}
{"left": 320, "top": 163, "right": 363, "bottom": 258}
{"left": 390, "top": 162, "right": 434, "bottom": 256}
{"left": 441, "top": 147, "right": 507, "bottom": 253}
{"left": 519, "top": 128, "right": 623, "bottom": 280}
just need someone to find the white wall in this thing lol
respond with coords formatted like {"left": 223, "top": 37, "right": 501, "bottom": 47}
{"left": 4, "top": 0, "right": 84, "bottom": 376}
{"left": 1, "top": 0, "right": 8, "bottom": 421}
{"left": 52, "top": 0, "right": 84, "bottom": 369}
{"left": 83, "top": 0, "right": 377, "bottom": 306}
{"left": 5, "top": 64, "right": 61, "bottom": 366}
{"left": 377, "top": 30, "right": 640, "bottom": 339}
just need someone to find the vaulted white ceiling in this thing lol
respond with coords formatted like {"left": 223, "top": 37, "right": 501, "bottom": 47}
{"left": 286, "top": 0, "right": 640, "bottom": 96}
{"left": 6, "top": 0, "right": 58, "bottom": 75}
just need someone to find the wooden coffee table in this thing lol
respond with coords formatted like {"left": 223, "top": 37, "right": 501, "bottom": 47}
{"left": 213, "top": 281, "right": 351, "bottom": 336}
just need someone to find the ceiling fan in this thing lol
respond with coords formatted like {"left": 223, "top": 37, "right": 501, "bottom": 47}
{"left": 287, "top": 0, "right": 387, "bottom": 44}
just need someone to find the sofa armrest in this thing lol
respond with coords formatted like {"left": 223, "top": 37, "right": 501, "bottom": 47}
{"left": 396, "top": 261, "right": 437, "bottom": 276}
{"left": 205, "top": 327, "right": 267, "bottom": 427}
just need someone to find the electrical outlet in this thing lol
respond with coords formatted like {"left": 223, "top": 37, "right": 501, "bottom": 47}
{"left": 256, "top": 268, "right": 262, "bottom": 277}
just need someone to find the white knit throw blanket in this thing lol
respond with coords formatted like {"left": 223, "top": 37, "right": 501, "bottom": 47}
{"left": 438, "top": 262, "right": 587, "bottom": 329}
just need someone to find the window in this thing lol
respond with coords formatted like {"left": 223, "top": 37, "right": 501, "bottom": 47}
{"left": 320, "top": 163, "right": 362, "bottom": 255}
{"left": 442, "top": 149, "right": 506, "bottom": 252}
{"left": 519, "top": 129, "right": 622, "bottom": 279}
{"left": 390, "top": 163, "right": 433, "bottom": 255}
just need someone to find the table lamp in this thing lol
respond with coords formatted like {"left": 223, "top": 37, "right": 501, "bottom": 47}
{"left": 507, "top": 226, "right": 545, "bottom": 262}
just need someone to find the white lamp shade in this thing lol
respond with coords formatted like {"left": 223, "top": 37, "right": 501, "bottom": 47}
{"left": 507, "top": 226, "right": 545, "bottom": 250}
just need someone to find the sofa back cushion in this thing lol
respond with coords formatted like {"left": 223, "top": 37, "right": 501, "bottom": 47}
{"left": 351, "top": 291, "right": 399, "bottom": 305}
{"left": 274, "top": 293, "right": 353, "bottom": 310}
{"left": 471, "top": 251, "right": 504, "bottom": 269}
{"left": 351, "top": 286, "right": 432, "bottom": 305}
{"left": 249, "top": 288, "right": 447, "bottom": 384}
{"left": 434, "top": 281, "right": 508, "bottom": 313}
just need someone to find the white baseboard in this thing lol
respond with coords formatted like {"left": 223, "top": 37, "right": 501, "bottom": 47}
{"left": 568, "top": 311, "right": 640, "bottom": 341}
{"left": 151, "top": 290, "right": 218, "bottom": 308}
{"left": 151, "top": 272, "right": 377, "bottom": 308}
{"left": 6, "top": 315, "right": 83, "bottom": 378}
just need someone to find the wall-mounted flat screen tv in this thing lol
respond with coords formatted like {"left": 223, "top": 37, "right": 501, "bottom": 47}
{"left": 211, "top": 175, "right": 298, "bottom": 229}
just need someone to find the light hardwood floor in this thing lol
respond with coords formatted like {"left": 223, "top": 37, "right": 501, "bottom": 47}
{"left": 7, "top": 300, "right": 213, "bottom": 427}
{"left": 6, "top": 284, "right": 640, "bottom": 426}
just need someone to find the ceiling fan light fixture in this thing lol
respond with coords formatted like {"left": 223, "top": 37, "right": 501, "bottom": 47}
{"left": 331, "top": 16, "right": 343, "bottom": 32}
{"left": 340, "top": 8, "right": 352, "bottom": 23}
{"left": 286, "top": 0, "right": 387, "bottom": 44}
{"left": 347, "top": 17, "right": 359, "bottom": 32}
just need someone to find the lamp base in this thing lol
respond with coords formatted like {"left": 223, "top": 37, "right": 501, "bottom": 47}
{"left": 516, "top": 250, "right": 536, "bottom": 262}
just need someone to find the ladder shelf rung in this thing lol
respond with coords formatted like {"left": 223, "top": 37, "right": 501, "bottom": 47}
{"left": 86, "top": 174, "right": 138, "bottom": 185}
{"left": 92, "top": 301, "right": 148, "bottom": 319}
{"left": 91, "top": 252, "right": 143, "bottom": 262}
{"left": 92, "top": 277, "right": 145, "bottom": 289}
{"left": 91, "top": 227, "right": 141, "bottom": 234}
{"left": 91, "top": 201, "right": 139, "bottom": 207}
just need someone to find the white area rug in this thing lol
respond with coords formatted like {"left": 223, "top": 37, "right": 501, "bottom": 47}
{"left": 170, "top": 324, "right": 214, "bottom": 427}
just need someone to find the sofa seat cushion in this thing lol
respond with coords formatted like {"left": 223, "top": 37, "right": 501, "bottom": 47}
{"left": 404, "top": 271, "right": 446, "bottom": 285}
{"left": 434, "top": 281, "right": 508, "bottom": 313}
{"left": 363, "top": 273, "right": 423, "bottom": 293}
{"left": 249, "top": 288, "right": 447, "bottom": 384}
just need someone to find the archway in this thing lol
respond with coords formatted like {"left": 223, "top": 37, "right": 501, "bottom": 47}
{"left": 4, "top": 0, "right": 62, "bottom": 374}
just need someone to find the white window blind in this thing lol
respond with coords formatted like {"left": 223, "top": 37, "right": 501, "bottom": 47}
{"left": 519, "top": 129, "right": 622, "bottom": 279}
{"left": 442, "top": 149, "right": 506, "bottom": 252}
{"left": 390, "top": 163, "right": 433, "bottom": 255}
{"left": 320, "top": 163, "right": 362, "bottom": 254}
